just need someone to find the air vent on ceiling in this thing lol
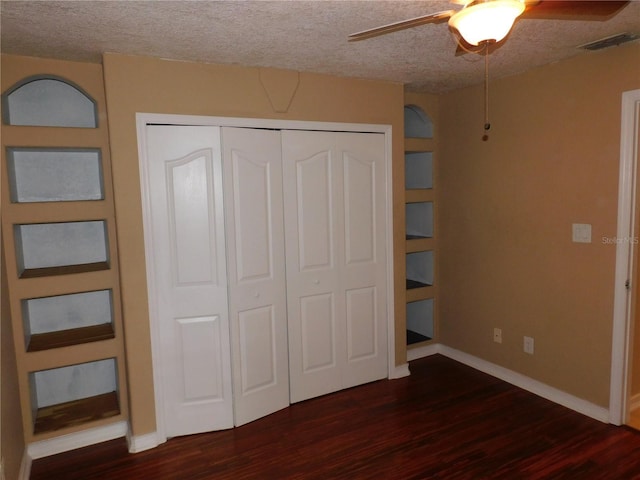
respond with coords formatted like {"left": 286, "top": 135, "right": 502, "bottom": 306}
{"left": 579, "top": 33, "right": 640, "bottom": 51}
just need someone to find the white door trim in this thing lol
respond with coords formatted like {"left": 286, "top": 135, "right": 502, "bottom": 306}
{"left": 610, "top": 89, "right": 640, "bottom": 425}
{"left": 136, "top": 113, "right": 396, "bottom": 443}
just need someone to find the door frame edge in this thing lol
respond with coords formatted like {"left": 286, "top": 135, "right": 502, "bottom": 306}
{"left": 610, "top": 89, "right": 640, "bottom": 425}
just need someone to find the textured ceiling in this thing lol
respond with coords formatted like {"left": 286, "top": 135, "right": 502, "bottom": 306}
{"left": 1, "top": 0, "right": 639, "bottom": 93}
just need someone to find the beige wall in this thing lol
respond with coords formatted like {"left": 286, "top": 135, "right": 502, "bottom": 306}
{"left": 102, "top": 53, "right": 406, "bottom": 436}
{"left": 1, "top": 242, "right": 25, "bottom": 480}
{"left": 438, "top": 42, "right": 640, "bottom": 407}
{"left": 3, "top": 41, "right": 636, "bottom": 447}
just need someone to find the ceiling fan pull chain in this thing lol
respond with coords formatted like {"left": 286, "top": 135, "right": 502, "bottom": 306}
{"left": 483, "top": 41, "right": 491, "bottom": 142}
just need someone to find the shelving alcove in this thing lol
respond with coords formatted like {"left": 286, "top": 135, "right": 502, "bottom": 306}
{"left": 404, "top": 101, "right": 436, "bottom": 348}
{"left": 1, "top": 59, "right": 128, "bottom": 443}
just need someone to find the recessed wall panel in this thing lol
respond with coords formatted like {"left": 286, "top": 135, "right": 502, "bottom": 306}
{"left": 15, "top": 221, "right": 108, "bottom": 272}
{"left": 406, "top": 202, "right": 433, "bottom": 239}
{"left": 405, "top": 152, "right": 433, "bottom": 190}
{"left": 7, "top": 148, "right": 103, "bottom": 203}
{"left": 32, "top": 358, "right": 117, "bottom": 408}
{"left": 24, "top": 289, "right": 112, "bottom": 335}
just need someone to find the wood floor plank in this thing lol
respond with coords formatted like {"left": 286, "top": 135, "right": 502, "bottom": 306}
{"left": 30, "top": 355, "right": 640, "bottom": 479}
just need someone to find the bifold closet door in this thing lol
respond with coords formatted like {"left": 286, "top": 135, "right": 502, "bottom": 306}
{"left": 146, "top": 126, "right": 234, "bottom": 436}
{"left": 221, "top": 127, "right": 289, "bottom": 426}
{"left": 282, "top": 130, "right": 388, "bottom": 403}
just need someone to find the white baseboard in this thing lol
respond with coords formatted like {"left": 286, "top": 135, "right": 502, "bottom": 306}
{"left": 407, "top": 343, "right": 440, "bottom": 361}
{"left": 127, "top": 431, "right": 163, "bottom": 453}
{"left": 437, "top": 345, "right": 610, "bottom": 423}
{"left": 27, "top": 420, "right": 128, "bottom": 460}
{"left": 389, "top": 362, "right": 410, "bottom": 379}
{"left": 19, "top": 451, "right": 32, "bottom": 480}
{"left": 404, "top": 343, "right": 609, "bottom": 423}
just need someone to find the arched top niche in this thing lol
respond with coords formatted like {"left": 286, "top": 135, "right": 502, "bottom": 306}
{"left": 404, "top": 105, "right": 433, "bottom": 139}
{"left": 2, "top": 75, "right": 98, "bottom": 128}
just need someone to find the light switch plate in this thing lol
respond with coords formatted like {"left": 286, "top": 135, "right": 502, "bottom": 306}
{"left": 572, "top": 223, "right": 592, "bottom": 243}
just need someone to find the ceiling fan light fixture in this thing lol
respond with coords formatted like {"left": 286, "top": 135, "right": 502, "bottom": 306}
{"left": 449, "top": 0, "right": 526, "bottom": 46}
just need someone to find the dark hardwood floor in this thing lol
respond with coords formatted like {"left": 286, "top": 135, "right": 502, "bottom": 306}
{"left": 30, "top": 355, "right": 640, "bottom": 479}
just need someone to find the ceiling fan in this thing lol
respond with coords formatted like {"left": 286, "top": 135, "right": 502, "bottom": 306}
{"left": 348, "top": 0, "right": 630, "bottom": 51}
{"left": 348, "top": 0, "right": 630, "bottom": 139}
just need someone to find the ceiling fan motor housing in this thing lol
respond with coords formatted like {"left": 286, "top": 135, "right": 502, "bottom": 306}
{"left": 448, "top": 0, "right": 527, "bottom": 46}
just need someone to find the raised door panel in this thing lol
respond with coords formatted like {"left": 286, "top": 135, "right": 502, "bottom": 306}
{"left": 176, "top": 316, "right": 225, "bottom": 402}
{"left": 343, "top": 152, "right": 375, "bottom": 265}
{"left": 296, "top": 151, "right": 333, "bottom": 271}
{"left": 167, "top": 152, "right": 218, "bottom": 286}
{"left": 146, "top": 125, "right": 233, "bottom": 437}
{"left": 222, "top": 127, "right": 289, "bottom": 426}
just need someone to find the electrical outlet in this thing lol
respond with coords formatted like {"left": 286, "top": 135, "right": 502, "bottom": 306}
{"left": 524, "top": 336, "right": 534, "bottom": 354}
{"left": 493, "top": 328, "right": 502, "bottom": 344}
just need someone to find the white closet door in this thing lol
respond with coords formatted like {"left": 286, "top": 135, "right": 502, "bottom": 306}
{"left": 146, "top": 126, "right": 233, "bottom": 436}
{"left": 282, "top": 130, "right": 388, "bottom": 403}
{"left": 221, "top": 127, "right": 290, "bottom": 426}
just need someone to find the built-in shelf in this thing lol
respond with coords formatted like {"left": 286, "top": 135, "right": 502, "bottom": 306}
{"left": 33, "top": 391, "right": 119, "bottom": 434}
{"left": 405, "top": 189, "right": 434, "bottom": 204}
{"left": 405, "top": 151, "right": 433, "bottom": 190}
{"left": 406, "top": 237, "right": 435, "bottom": 254}
{"left": 28, "top": 324, "right": 114, "bottom": 352}
{"left": 2, "top": 62, "right": 127, "bottom": 444}
{"left": 406, "top": 298, "right": 434, "bottom": 346}
{"left": 406, "top": 329, "right": 431, "bottom": 345}
{"left": 406, "top": 250, "right": 434, "bottom": 296}
{"left": 30, "top": 358, "right": 119, "bottom": 434}
{"left": 406, "top": 202, "right": 433, "bottom": 240}
{"left": 15, "top": 221, "right": 109, "bottom": 278}
{"left": 23, "top": 289, "right": 114, "bottom": 351}
{"left": 7, "top": 148, "right": 104, "bottom": 203}
{"left": 404, "top": 100, "right": 436, "bottom": 349}
{"left": 19, "top": 261, "right": 110, "bottom": 279}
{"left": 406, "top": 279, "right": 430, "bottom": 289}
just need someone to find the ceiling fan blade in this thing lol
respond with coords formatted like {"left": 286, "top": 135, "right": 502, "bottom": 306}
{"left": 348, "top": 10, "right": 455, "bottom": 41}
{"left": 521, "top": 0, "right": 629, "bottom": 20}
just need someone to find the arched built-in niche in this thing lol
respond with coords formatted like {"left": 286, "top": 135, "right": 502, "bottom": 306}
{"left": 404, "top": 104, "right": 433, "bottom": 139}
{"left": 1, "top": 59, "right": 127, "bottom": 443}
{"left": 2, "top": 75, "right": 98, "bottom": 128}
